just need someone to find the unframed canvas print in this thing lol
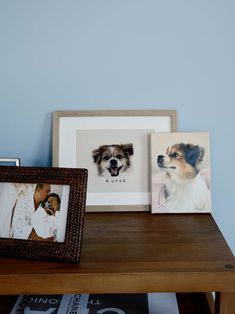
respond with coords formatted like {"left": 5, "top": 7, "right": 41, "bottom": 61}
{"left": 151, "top": 132, "right": 212, "bottom": 213}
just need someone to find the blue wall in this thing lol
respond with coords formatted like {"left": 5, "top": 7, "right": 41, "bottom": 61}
{"left": 0, "top": 1, "right": 234, "bottom": 254}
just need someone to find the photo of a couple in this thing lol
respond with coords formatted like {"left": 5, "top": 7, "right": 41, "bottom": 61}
{"left": 0, "top": 182, "right": 69, "bottom": 242}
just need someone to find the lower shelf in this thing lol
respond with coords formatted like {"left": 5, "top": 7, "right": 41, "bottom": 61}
{"left": 0, "top": 293, "right": 213, "bottom": 314}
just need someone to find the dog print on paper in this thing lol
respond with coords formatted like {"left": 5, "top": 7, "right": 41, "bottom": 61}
{"left": 92, "top": 143, "right": 134, "bottom": 177}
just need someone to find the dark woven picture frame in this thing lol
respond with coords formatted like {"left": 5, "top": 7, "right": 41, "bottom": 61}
{"left": 0, "top": 166, "right": 88, "bottom": 263}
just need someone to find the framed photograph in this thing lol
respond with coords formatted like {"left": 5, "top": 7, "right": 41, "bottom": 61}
{"left": 0, "top": 166, "right": 88, "bottom": 262}
{"left": 151, "top": 132, "right": 212, "bottom": 213}
{"left": 53, "top": 110, "right": 177, "bottom": 212}
{"left": 0, "top": 157, "right": 20, "bottom": 166}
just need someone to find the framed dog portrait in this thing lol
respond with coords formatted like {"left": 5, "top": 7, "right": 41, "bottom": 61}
{"left": 0, "top": 166, "right": 88, "bottom": 262}
{"left": 151, "top": 132, "right": 212, "bottom": 213}
{"left": 0, "top": 157, "right": 20, "bottom": 166}
{"left": 53, "top": 110, "right": 177, "bottom": 212}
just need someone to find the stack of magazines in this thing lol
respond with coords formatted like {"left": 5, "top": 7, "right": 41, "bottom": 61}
{"left": 11, "top": 293, "right": 179, "bottom": 314}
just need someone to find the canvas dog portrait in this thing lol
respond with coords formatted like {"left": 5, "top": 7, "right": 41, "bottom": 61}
{"left": 92, "top": 143, "right": 134, "bottom": 177}
{"left": 151, "top": 133, "right": 212, "bottom": 213}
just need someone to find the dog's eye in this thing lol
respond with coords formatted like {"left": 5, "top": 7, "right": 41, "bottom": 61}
{"left": 171, "top": 152, "right": 179, "bottom": 158}
{"left": 116, "top": 154, "right": 123, "bottom": 159}
{"left": 103, "top": 155, "right": 110, "bottom": 161}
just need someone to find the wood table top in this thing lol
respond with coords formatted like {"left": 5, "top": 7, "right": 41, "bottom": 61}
{"left": 0, "top": 212, "right": 234, "bottom": 295}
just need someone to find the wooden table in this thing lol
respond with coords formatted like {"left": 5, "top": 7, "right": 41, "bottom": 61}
{"left": 0, "top": 212, "right": 234, "bottom": 313}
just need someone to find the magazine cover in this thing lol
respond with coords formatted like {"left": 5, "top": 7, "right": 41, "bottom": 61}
{"left": 11, "top": 293, "right": 179, "bottom": 314}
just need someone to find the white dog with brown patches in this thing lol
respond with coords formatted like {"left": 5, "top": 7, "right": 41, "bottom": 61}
{"left": 92, "top": 143, "right": 134, "bottom": 177}
{"left": 155, "top": 143, "right": 211, "bottom": 213}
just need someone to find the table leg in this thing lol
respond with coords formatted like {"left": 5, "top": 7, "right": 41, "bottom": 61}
{"left": 219, "top": 292, "right": 235, "bottom": 314}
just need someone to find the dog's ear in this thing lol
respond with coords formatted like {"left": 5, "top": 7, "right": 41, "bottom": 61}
{"left": 184, "top": 144, "right": 205, "bottom": 167}
{"left": 122, "top": 143, "right": 134, "bottom": 156}
{"left": 92, "top": 148, "right": 102, "bottom": 163}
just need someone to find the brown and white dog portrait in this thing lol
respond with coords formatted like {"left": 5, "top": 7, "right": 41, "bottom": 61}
{"left": 156, "top": 143, "right": 211, "bottom": 212}
{"left": 92, "top": 143, "right": 134, "bottom": 177}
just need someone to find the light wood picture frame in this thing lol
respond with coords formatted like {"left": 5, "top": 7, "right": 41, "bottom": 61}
{"left": 53, "top": 110, "right": 177, "bottom": 212}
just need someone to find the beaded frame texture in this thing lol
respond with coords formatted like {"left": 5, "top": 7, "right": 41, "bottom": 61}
{"left": 0, "top": 166, "right": 88, "bottom": 263}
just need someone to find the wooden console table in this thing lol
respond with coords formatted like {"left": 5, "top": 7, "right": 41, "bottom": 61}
{"left": 0, "top": 212, "right": 234, "bottom": 313}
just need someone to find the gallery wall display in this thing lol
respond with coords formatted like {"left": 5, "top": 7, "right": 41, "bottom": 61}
{"left": 53, "top": 110, "right": 177, "bottom": 212}
{"left": 0, "top": 166, "right": 88, "bottom": 262}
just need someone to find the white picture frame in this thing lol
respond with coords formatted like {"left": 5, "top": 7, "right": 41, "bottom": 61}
{"left": 0, "top": 158, "right": 20, "bottom": 166}
{"left": 53, "top": 110, "right": 177, "bottom": 212}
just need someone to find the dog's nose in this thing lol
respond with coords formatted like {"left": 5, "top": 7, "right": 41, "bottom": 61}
{"left": 110, "top": 159, "right": 118, "bottom": 166}
{"left": 157, "top": 155, "right": 164, "bottom": 164}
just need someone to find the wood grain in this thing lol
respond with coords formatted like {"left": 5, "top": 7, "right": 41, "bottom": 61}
{"left": 0, "top": 213, "right": 234, "bottom": 299}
